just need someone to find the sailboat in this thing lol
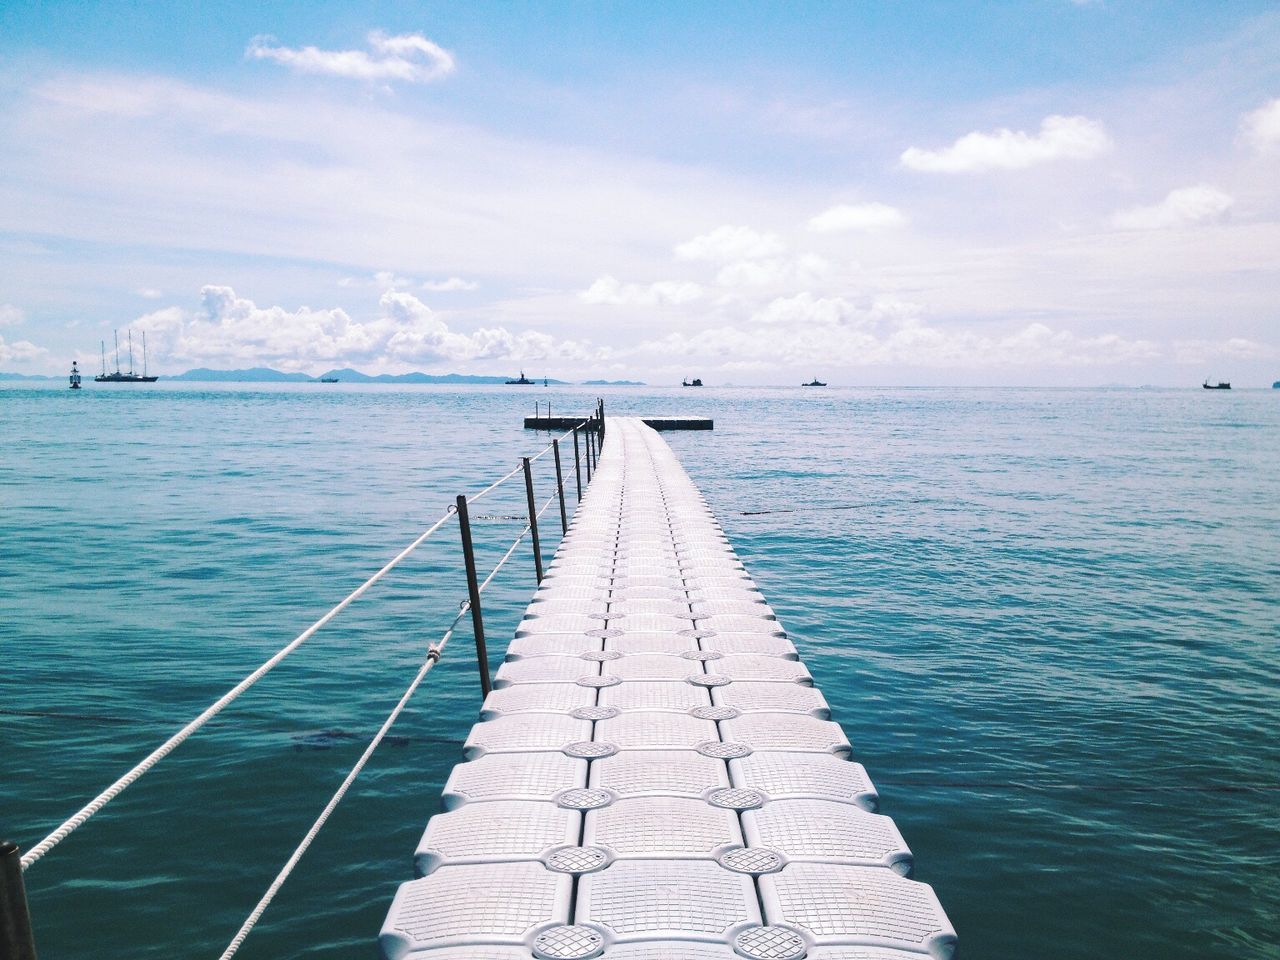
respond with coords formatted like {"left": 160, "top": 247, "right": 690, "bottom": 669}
{"left": 94, "top": 330, "right": 158, "bottom": 383}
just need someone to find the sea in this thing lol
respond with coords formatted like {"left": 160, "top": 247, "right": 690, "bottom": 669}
{"left": 2, "top": 382, "right": 1277, "bottom": 960}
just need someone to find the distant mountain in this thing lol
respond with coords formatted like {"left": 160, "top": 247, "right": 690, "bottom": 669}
{"left": 0, "top": 372, "right": 56, "bottom": 380}
{"left": 313, "top": 368, "right": 528, "bottom": 384}
{"left": 166, "top": 367, "right": 313, "bottom": 382}
{"left": 582, "top": 379, "right": 646, "bottom": 386}
{"left": 1274, "top": 380, "right": 1279, "bottom": 389}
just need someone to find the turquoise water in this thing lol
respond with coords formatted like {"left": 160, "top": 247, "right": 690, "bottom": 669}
{"left": 3, "top": 383, "right": 1277, "bottom": 959}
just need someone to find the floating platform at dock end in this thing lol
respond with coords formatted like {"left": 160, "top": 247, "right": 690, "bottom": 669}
{"left": 379, "top": 416, "right": 954, "bottom": 960}
{"left": 526, "top": 415, "right": 712, "bottom": 431}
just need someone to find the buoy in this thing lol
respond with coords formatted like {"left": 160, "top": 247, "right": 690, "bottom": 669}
{"left": 69, "top": 361, "right": 82, "bottom": 390}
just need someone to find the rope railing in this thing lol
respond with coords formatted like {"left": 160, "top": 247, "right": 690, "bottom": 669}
{"left": 16, "top": 506, "right": 459, "bottom": 872}
{"left": 217, "top": 604, "right": 469, "bottom": 959}
{"left": 15, "top": 414, "right": 599, "bottom": 876}
{"left": 217, "top": 486, "right": 570, "bottom": 956}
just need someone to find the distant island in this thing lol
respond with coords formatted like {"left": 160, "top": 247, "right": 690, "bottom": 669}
{"left": 166, "top": 367, "right": 528, "bottom": 384}
{"left": 1274, "top": 380, "right": 1279, "bottom": 389}
{"left": 0, "top": 367, "right": 644, "bottom": 385}
{"left": 168, "top": 367, "right": 314, "bottom": 382}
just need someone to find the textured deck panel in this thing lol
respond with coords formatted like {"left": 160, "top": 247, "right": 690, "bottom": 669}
{"left": 380, "top": 418, "right": 956, "bottom": 960}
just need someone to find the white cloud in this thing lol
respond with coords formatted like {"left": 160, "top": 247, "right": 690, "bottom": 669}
{"left": 579, "top": 275, "right": 703, "bottom": 306}
{"left": 675, "top": 225, "right": 786, "bottom": 263}
{"left": 715, "top": 254, "right": 829, "bottom": 288}
{"left": 900, "top": 115, "right": 1112, "bottom": 172}
{"left": 1112, "top": 184, "right": 1233, "bottom": 230}
{"left": 807, "top": 202, "right": 906, "bottom": 233}
{"left": 0, "top": 334, "right": 46, "bottom": 364}
{"left": 0, "top": 304, "right": 24, "bottom": 327}
{"left": 246, "top": 30, "right": 455, "bottom": 84}
{"left": 1241, "top": 97, "right": 1280, "bottom": 152}
{"left": 135, "top": 287, "right": 163, "bottom": 299}
{"left": 9, "top": 55, "right": 1279, "bottom": 383}
{"left": 132, "top": 285, "right": 593, "bottom": 370}
{"left": 422, "top": 276, "right": 479, "bottom": 292}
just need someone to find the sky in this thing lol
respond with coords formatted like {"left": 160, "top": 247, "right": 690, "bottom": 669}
{"left": 1, "top": 1, "right": 1278, "bottom": 385}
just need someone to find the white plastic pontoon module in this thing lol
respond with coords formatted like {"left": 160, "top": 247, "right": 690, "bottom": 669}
{"left": 378, "top": 417, "right": 956, "bottom": 959}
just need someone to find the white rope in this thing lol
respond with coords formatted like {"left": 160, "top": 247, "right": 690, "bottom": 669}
{"left": 217, "top": 613, "right": 463, "bottom": 959}
{"left": 467, "top": 462, "right": 524, "bottom": 504}
{"left": 19, "top": 507, "right": 459, "bottom": 871}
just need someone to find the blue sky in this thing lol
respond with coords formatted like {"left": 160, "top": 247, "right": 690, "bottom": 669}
{"left": 1, "top": 1, "right": 1278, "bottom": 383}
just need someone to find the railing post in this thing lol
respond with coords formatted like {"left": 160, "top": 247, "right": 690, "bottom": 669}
{"left": 598, "top": 399, "right": 605, "bottom": 441}
{"left": 522, "top": 457, "right": 545, "bottom": 583}
{"left": 585, "top": 422, "right": 593, "bottom": 482}
{"left": 1, "top": 840, "right": 38, "bottom": 960}
{"left": 572, "top": 426, "right": 583, "bottom": 501}
{"left": 552, "top": 438, "right": 568, "bottom": 535}
{"left": 454, "top": 496, "right": 491, "bottom": 697}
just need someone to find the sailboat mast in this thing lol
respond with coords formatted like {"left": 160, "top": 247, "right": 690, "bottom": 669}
{"left": 101, "top": 339, "right": 106, "bottom": 376}
{"left": 128, "top": 329, "right": 134, "bottom": 376}
{"left": 114, "top": 330, "right": 120, "bottom": 374}
{"left": 143, "top": 331, "right": 148, "bottom": 378}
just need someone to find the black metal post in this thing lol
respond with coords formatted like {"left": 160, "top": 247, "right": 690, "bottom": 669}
{"left": 572, "top": 426, "right": 583, "bottom": 501}
{"left": 454, "top": 495, "right": 491, "bottom": 697}
{"left": 1, "top": 840, "right": 38, "bottom": 960}
{"left": 522, "top": 457, "right": 545, "bottom": 583}
{"left": 585, "top": 422, "right": 593, "bottom": 481}
{"left": 552, "top": 438, "right": 568, "bottom": 534}
{"left": 598, "top": 399, "right": 605, "bottom": 441}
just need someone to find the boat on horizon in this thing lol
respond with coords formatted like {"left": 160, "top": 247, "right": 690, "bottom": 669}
{"left": 682, "top": 377, "right": 703, "bottom": 387}
{"left": 318, "top": 377, "right": 339, "bottom": 383}
{"left": 94, "top": 330, "right": 158, "bottom": 383}
{"left": 803, "top": 377, "right": 827, "bottom": 387}
{"left": 506, "top": 370, "right": 535, "bottom": 385}
{"left": 1203, "top": 379, "right": 1231, "bottom": 390}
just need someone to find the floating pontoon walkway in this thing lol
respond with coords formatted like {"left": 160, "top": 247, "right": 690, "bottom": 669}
{"left": 379, "top": 418, "right": 956, "bottom": 960}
